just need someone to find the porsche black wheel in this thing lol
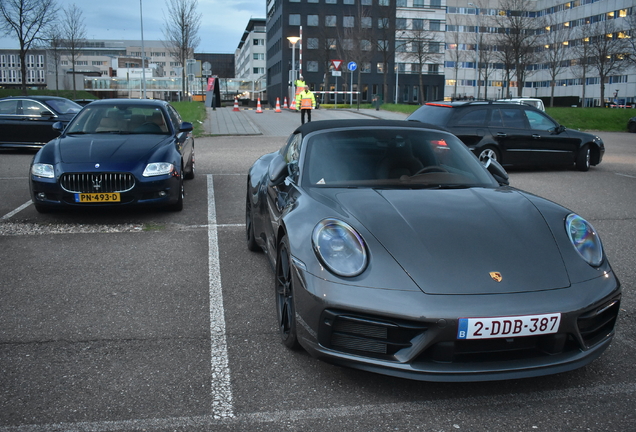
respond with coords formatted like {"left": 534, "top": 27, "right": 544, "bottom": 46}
{"left": 275, "top": 235, "right": 300, "bottom": 350}
{"left": 576, "top": 144, "right": 591, "bottom": 172}
{"left": 246, "top": 192, "right": 259, "bottom": 252}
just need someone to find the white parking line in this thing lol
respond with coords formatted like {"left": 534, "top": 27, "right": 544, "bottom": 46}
{"left": 1, "top": 200, "right": 32, "bottom": 220}
{"left": 207, "top": 174, "right": 235, "bottom": 419}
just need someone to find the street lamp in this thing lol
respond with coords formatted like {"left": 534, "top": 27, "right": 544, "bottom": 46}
{"left": 140, "top": 0, "right": 146, "bottom": 99}
{"left": 287, "top": 36, "right": 301, "bottom": 102}
{"left": 395, "top": 64, "right": 399, "bottom": 104}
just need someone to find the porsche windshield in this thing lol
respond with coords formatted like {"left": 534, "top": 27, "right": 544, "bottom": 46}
{"left": 65, "top": 105, "right": 170, "bottom": 135}
{"left": 303, "top": 128, "right": 498, "bottom": 188}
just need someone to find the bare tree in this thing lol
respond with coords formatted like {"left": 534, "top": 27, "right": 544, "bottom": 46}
{"left": 163, "top": 0, "right": 201, "bottom": 100}
{"left": 586, "top": 19, "right": 629, "bottom": 107}
{"left": 570, "top": 25, "right": 593, "bottom": 107}
{"left": 541, "top": 15, "right": 570, "bottom": 107}
{"left": 494, "top": 0, "right": 541, "bottom": 97}
{"left": 0, "top": 0, "right": 58, "bottom": 95}
{"left": 626, "top": 9, "right": 636, "bottom": 67}
{"left": 445, "top": 16, "right": 465, "bottom": 100}
{"left": 61, "top": 3, "right": 86, "bottom": 99}
{"left": 44, "top": 25, "right": 64, "bottom": 94}
{"left": 400, "top": 22, "right": 444, "bottom": 103}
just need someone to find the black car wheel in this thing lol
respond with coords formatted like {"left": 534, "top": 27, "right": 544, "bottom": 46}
{"left": 275, "top": 235, "right": 300, "bottom": 350}
{"left": 246, "top": 191, "right": 259, "bottom": 252}
{"left": 478, "top": 146, "right": 500, "bottom": 164}
{"left": 629, "top": 122, "right": 636, "bottom": 133}
{"left": 184, "top": 147, "right": 195, "bottom": 180}
{"left": 169, "top": 172, "right": 184, "bottom": 211}
{"left": 576, "top": 144, "right": 591, "bottom": 172}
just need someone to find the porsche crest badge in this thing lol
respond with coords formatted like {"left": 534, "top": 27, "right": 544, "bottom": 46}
{"left": 489, "top": 272, "right": 503, "bottom": 282}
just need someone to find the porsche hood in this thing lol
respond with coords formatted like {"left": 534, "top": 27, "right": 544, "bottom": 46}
{"left": 330, "top": 187, "right": 571, "bottom": 295}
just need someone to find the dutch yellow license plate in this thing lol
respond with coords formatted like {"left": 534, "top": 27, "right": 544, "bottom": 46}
{"left": 75, "top": 192, "right": 121, "bottom": 203}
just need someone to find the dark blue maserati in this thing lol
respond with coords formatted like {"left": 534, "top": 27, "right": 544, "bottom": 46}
{"left": 29, "top": 99, "right": 194, "bottom": 212}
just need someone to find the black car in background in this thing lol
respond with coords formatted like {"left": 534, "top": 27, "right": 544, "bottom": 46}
{"left": 407, "top": 101, "right": 604, "bottom": 171}
{"left": 0, "top": 96, "right": 81, "bottom": 149}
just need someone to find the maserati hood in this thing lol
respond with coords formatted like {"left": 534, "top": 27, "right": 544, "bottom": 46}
{"left": 332, "top": 187, "right": 571, "bottom": 295}
{"left": 58, "top": 135, "right": 165, "bottom": 164}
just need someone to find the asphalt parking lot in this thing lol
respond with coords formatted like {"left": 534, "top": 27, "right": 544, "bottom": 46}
{"left": 0, "top": 107, "right": 635, "bottom": 431}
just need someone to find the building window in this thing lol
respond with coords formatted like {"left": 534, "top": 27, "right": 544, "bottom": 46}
{"left": 326, "top": 0, "right": 337, "bottom": 3}
{"left": 362, "top": 62, "right": 371, "bottom": 73}
{"left": 396, "top": 18, "right": 407, "bottom": 30}
{"left": 378, "top": 18, "right": 389, "bottom": 29}
{"left": 307, "top": 38, "right": 319, "bottom": 49}
{"left": 413, "top": 19, "right": 424, "bottom": 30}
{"left": 253, "top": 67, "right": 264, "bottom": 74}
{"left": 377, "top": 62, "right": 385, "bottom": 73}
{"left": 361, "top": 17, "right": 372, "bottom": 28}
{"left": 413, "top": 0, "right": 424, "bottom": 7}
{"left": 430, "top": 20, "right": 442, "bottom": 31}
{"left": 362, "top": 0, "right": 371, "bottom": 4}
{"left": 344, "top": 0, "right": 355, "bottom": 4}
{"left": 326, "top": 15, "right": 337, "bottom": 27}
{"left": 308, "top": 15, "right": 319, "bottom": 26}
{"left": 307, "top": 61, "right": 319, "bottom": 72}
{"left": 430, "top": 0, "right": 441, "bottom": 7}
{"left": 289, "top": 14, "right": 300, "bottom": 26}
{"left": 328, "top": 38, "right": 337, "bottom": 50}
{"left": 396, "top": 40, "right": 407, "bottom": 52}
{"left": 379, "top": 0, "right": 389, "bottom": 5}
{"left": 397, "top": 0, "right": 407, "bottom": 6}
{"left": 361, "top": 40, "right": 371, "bottom": 51}
{"left": 344, "top": 16, "right": 354, "bottom": 27}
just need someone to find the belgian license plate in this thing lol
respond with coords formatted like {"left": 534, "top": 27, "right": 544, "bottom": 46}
{"left": 75, "top": 192, "right": 120, "bottom": 203}
{"left": 457, "top": 313, "right": 561, "bottom": 340}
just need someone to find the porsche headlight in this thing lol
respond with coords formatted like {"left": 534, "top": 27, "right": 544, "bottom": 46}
{"left": 566, "top": 214, "right": 603, "bottom": 267}
{"left": 31, "top": 163, "right": 54, "bottom": 178}
{"left": 143, "top": 162, "right": 174, "bottom": 177}
{"left": 312, "top": 218, "right": 368, "bottom": 277}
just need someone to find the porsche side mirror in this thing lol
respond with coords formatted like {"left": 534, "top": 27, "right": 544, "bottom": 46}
{"left": 52, "top": 121, "right": 65, "bottom": 132}
{"left": 268, "top": 153, "right": 288, "bottom": 185}
{"left": 483, "top": 157, "right": 509, "bottom": 186}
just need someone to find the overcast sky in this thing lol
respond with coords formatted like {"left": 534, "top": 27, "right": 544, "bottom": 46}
{"left": 0, "top": 0, "right": 265, "bottom": 54}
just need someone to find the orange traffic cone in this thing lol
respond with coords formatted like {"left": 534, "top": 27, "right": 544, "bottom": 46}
{"left": 290, "top": 96, "right": 296, "bottom": 111}
{"left": 232, "top": 98, "right": 240, "bottom": 112}
{"left": 275, "top": 98, "right": 282, "bottom": 113}
{"left": 283, "top": 97, "right": 288, "bottom": 109}
{"left": 256, "top": 98, "right": 263, "bottom": 113}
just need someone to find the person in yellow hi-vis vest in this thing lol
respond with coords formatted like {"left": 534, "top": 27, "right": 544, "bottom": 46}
{"left": 296, "top": 85, "right": 316, "bottom": 124}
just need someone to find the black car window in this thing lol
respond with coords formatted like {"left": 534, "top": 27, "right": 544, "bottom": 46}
{"left": 524, "top": 109, "right": 558, "bottom": 131}
{"left": 489, "top": 109, "right": 503, "bottom": 127}
{"left": 408, "top": 104, "right": 454, "bottom": 125}
{"left": 45, "top": 99, "right": 81, "bottom": 114}
{"left": 499, "top": 108, "right": 526, "bottom": 129}
{"left": 21, "top": 100, "right": 52, "bottom": 117}
{"left": 452, "top": 108, "right": 489, "bottom": 126}
{"left": 0, "top": 99, "right": 18, "bottom": 115}
{"left": 167, "top": 105, "right": 181, "bottom": 131}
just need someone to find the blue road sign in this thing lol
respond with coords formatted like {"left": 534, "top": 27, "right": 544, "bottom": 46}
{"left": 348, "top": 61, "right": 357, "bottom": 71}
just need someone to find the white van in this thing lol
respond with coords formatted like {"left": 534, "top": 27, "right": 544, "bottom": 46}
{"left": 496, "top": 98, "right": 545, "bottom": 111}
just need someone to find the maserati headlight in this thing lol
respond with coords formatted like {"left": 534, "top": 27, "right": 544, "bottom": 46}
{"left": 312, "top": 218, "right": 368, "bottom": 277}
{"left": 143, "top": 162, "right": 174, "bottom": 177}
{"left": 31, "top": 163, "right": 54, "bottom": 178}
{"left": 566, "top": 214, "right": 603, "bottom": 267}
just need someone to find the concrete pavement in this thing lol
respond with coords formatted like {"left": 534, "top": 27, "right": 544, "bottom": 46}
{"left": 202, "top": 105, "right": 409, "bottom": 136}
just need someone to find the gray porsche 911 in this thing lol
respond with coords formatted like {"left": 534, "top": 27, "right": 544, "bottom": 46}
{"left": 246, "top": 119, "right": 621, "bottom": 382}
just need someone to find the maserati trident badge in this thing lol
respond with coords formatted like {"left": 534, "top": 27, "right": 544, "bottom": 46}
{"left": 489, "top": 272, "right": 503, "bottom": 282}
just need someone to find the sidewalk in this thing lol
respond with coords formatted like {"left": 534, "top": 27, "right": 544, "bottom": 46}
{"left": 202, "top": 106, "right": 409, "bottom": 136}
{"left": 202, "top": 106, "right": 261, "bottom": 136}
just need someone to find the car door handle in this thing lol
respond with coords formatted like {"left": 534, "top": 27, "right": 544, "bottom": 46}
{"left": 496, "top": 133, "right": 507, "bottom": 138}
{"left": 531, "top": 134, "right": 541, "bottom": 139}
